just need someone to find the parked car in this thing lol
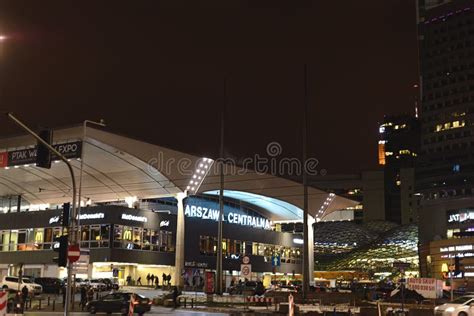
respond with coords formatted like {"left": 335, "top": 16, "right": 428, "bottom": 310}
{"left": 99, "top": 278, "right": 119, "bottom": 290}
{"left": 434, "top": 295, "right": 474, "bottom": 315}
{"left": 89, "top": 279, "right": 107, "bottom": 291}
{"left": 86, "top": 292, "right": 151, "bottom": 315}
{"left": 1, "top": 276, "right": 42, "bottom": 295}
{"left": 33, "top": 277, "right": 64, "bottom": 294}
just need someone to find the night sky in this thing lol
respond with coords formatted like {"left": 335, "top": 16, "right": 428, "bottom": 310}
{"left": 0, "top": 1, "right": 419, "bottom": 174}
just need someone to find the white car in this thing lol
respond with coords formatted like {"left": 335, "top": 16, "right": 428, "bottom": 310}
{"left": 1, "top": 276, "right": 43, "bottom": 295}
{"left": 435, "top": 295, "right": 474, "bottom": 315}
{"left": 89, "top": 279, "right": 107, "bottom": 291}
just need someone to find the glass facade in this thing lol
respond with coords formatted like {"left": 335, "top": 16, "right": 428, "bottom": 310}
{"left": 199, "top": 235, "right": 301, "bottom": 264}
{"left": 0, "top": 224, "right": 174, "bottom": 253}
{"left": 113, "top": 225, "right": 174, "bottom": 252}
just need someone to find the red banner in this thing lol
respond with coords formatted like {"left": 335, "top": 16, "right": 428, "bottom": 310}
{"left": 0, "top": 152, "right": 7, "bottom": 168}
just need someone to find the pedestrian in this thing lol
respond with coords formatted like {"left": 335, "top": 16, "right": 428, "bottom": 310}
{"left": 126, "top": 275, "right": 131, "bottom": 286}
{"left": 167, "top": 274, "right": 172, "bottom": 286}
{"left": 137, "top": 276, "right": 142, "bottom": 286}
{"left": 162, "top": 273, "right": 166, "bottom": 285}
{"left": 87, "top": 286, "right": 94, "bottom": 303}
{"left": 62, "top": 286, "right": 66, "bottom": 306}
{"left": 154, "top": 275, "right": 159, "bottom": 289}
{"left": 80, "top": 286, "right": 87, "bottom": 310}
{"left": 21, "top": 285, "right": 29, "bottom": 303}
{"left": 146, "top": 273, "right": 151, "bottom": 286}
{"left": 172, "top": 286, "right": 179, "bottom": 308}
{"left": 150, "top": 274, "right": 155, "bottom": 286}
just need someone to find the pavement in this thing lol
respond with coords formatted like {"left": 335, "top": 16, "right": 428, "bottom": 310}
{"left": 23, "top": 306, "right": 230, "bottom": 315}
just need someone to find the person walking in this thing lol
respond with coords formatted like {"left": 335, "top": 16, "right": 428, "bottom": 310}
{"left": 162, "top": 273, "right": 166, "bottom": 286}
{"left": 146, "top": 273, "right": 151, "bottom": 286}
{"left": 154, "top": 275, "right": 159, "bottom": 289}
{"left": 167, "top": 274, "right": 172, "bottom": 286}
{"left": 87, "top": 286, "right": 94, "bottom": 304}
{"left": 80, "top": 286, "right": 87, "bottom": 310}
{"left": 137, "top": 276, "right": 142, "bottom": 286}
{"left": 21, "top": 285, "right": 29, "bottom": 305}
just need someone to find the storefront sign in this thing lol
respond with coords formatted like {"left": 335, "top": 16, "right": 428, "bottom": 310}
{"left": 184, "top": 261, "right": 208, "bottom": 268}
{"left": 448, "top": 210, "right": 474, "bottom": 223}
{"left": 184, "top": 204, "right": 271, "bottom": 230}
{"left": 121, "top": 213, "right": 147, "bottom": 223}
{"left": 78, "top": 213, "right": 105, "bottom": 220}
{"left": 440, "top": 244, "right": 473, "bottom": 252}
{"left": 49, "top": 216, "right": 60, "bottom": 224}
{"left": 7, "top": 141, "right": 82, "bottom": 166}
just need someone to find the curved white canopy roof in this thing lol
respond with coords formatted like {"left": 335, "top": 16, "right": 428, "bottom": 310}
{"left": 0, "top": 126, "right": 358, "bottom": 221}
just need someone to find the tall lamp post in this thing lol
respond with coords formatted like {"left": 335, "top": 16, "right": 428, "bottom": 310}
{"left": 7, "top": 113, "right": 77, "bottom": 316}
{"left": 76, "top": 119, "right": 105, "bottom": 230}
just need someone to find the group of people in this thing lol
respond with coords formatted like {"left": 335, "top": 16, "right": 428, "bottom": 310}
{"left": 78, "top": 286, "right": 96, "bottom": 310}
{"left": 133, "top": 273, "right": 172, "bottom": 288}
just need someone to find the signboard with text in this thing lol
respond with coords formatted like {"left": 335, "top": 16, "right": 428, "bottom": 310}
{"left": 6, "top": 141, "right": 82, "bottom": 167}
{"left": 407, "top": 278, "right": 443, "bottom": 299}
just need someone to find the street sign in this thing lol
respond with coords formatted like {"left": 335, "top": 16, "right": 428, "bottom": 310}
{"left": 68, "top": 245, "right": 81, "bottom": 263}
{"left": 271, "top": 255, "right": 281, "bottom": 267}
{"left": 240, "top": 264, "right": 252, "bottom": 278}
{"left": 242, "top": 256, "right": 250, "bottom": 264}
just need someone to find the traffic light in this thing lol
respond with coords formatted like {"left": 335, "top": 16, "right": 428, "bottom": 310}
{"left": 53, "top": 235, "right": 68, "bottom": 267}
{"left": 455, "top": 256, "right": 463, "bottom": 275}
{"left": 60, "top": 203, "right": 70, "bottom": 227}
{"left": 36, "top": 129, "right": 53, "bottom": 169}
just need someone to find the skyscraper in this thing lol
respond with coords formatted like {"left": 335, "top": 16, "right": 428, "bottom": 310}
{"left": 416, "top": 0, "right": 474, "bottom": 276}
{"left": 379, "top": 115, "right": 420, "bottom": 225}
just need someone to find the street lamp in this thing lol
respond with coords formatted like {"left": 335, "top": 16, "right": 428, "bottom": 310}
{"left": 76, "top": 119, "right": 106, "bottom": 233}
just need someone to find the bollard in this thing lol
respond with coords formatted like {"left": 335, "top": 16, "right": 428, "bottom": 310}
{"left": 29, "top": 298, "right": 32, "bottom": 309}
{"left": 191, "top": 298, "right": 194, "bottom": 308}
{"left": 53, "top": 299, "right": 56, "bottom": 311}
{"left": 96, "top": 291, "right": 99, "bottom": 300}
{"left": 38, "top": 299, "right": 41, "bottom": 310}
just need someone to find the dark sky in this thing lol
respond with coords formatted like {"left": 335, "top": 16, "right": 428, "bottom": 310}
{"left": 0, "top": 1, "right": 419, "bottom": 175}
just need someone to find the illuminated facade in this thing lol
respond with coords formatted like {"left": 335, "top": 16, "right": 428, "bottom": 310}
{"left": 417, "top": 0, "right": 474, "bottom": 277}
{"left": 314, "top": 221, "right": 419, "bottom": 276}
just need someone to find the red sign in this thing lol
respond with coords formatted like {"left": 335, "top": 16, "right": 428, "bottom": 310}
{"left": 68, "top": 245, "right": 81, "bottom": 263}
{"left": 0, "top": 153, "right": 7, "bottom": 168}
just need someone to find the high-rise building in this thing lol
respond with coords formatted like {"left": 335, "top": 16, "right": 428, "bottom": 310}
{"left": 416, "top": 0, "right": 474, "bottom": 277}
{"left": 379, "top": 115, "right": 420, "bottom": 225}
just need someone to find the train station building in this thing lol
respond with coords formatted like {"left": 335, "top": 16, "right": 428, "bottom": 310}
{"left": 0, "top": 126, "right": 356, "bottom": 289}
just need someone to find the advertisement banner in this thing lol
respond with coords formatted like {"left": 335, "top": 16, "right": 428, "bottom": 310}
{"left": 205, "top": 271, "right": 215, "bottom": 294}
{"left": 407, "top": 278, "right": 443, "bottom": 299}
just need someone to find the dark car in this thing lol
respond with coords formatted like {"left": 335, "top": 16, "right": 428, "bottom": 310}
{"left": 87, "top": 292, "right": 151, "bottom": 315}
{"left": 229, "top": 281, "right": 265, "bottom": 296}
{"left": 34, "top": 277, "right": 64, "bottom": 294}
